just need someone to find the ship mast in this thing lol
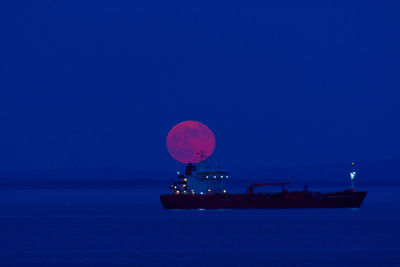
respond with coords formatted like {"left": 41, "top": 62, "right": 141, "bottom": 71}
{"left": 196, "top": 150, "right": 207, "bottom": 162}
{"left": 350, "top": 162, "right": 356, "bottom": 191}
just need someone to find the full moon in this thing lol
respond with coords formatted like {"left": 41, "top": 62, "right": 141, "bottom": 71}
{"left": 166, "top": 121, "right": 216, "bottom": 164}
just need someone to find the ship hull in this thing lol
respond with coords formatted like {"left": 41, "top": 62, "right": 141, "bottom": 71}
{"left": 160, "top": 191, "right": 367, "bottom": 209}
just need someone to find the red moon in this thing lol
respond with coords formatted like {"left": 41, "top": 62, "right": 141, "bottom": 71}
{"left": 166, "top": 121, "right": 216, "bottom": 164}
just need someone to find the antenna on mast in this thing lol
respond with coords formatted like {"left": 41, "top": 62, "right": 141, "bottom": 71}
{"left": 196, "top": 150, "right": 207, "bottom": 162}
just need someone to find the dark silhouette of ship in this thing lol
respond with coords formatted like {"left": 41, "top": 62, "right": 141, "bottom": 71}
{"left": 160, "top": 161, "right": 367, "bottom": 209}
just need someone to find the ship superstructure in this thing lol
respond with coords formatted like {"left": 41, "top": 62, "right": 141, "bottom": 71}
{"left": 170, "top": 160, "right": 228, "bottom": 195}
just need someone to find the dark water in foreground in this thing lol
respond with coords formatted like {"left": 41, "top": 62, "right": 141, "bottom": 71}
{"left": 0, "top": 185, "right": 399, "bottom": 266}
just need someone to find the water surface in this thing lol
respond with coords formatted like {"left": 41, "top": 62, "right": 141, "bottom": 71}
{"left": 0, "top": 186, "right": 399, "bottom": 266}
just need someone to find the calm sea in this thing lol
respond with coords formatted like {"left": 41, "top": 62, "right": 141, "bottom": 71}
{"left": 0, "top": 184, "right": 399, "bottom": 266}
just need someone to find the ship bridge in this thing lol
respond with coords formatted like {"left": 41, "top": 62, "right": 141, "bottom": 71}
{"left": 171, "top": 160, "right": 228, "bottom": 195}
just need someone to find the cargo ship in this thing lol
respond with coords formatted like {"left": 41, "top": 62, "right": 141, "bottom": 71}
{"left": 160, "top": 160, "right": 367, "bottom": 209}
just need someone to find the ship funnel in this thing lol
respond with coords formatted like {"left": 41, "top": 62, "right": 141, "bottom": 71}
{"left": 185, "top": 163, "right": 196, "bottom": 175}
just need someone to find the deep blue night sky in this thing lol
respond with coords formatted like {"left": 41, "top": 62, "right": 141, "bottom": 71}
{"left": 1, "top": 0, "right": 399, "bottom": 172}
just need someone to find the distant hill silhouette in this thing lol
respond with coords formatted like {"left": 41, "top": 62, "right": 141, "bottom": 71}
{"left": 230, "top": 158, "right": 400, "bottom": 187}
{"left": 0, "top": 159, "right": 398, "bottom": 189}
